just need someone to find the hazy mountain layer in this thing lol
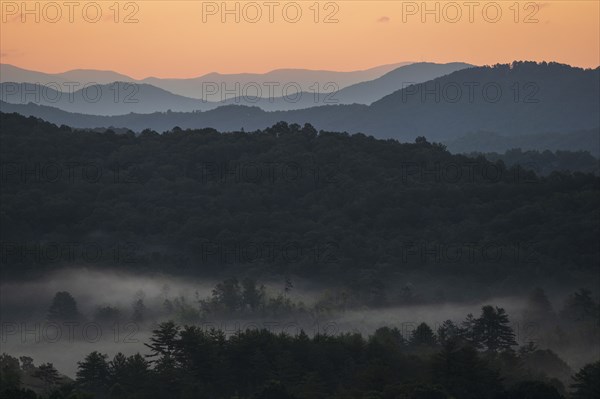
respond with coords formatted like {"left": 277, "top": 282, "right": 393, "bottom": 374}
{"left": 2, "top": 62, "right": 598, "bottom": 153}
{"left": 1, "top": 62, "right": 412, "bottom": 100}
{"left": 1, "top": 63, "right": 470, "bottom": 114}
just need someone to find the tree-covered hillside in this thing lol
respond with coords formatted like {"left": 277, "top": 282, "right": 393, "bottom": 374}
{"left": 1, "top": 113, "right": 598, "bottom": 295}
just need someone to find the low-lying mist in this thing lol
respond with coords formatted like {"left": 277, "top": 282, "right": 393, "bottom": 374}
{"left": 1, "top": 268, "right": 598, "bottom": 378}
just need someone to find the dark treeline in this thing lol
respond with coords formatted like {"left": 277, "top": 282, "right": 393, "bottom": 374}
{"left": 1, "top": 304, "right": 599, "bottom": 399}
{"left": 444, "top": 129, "right": 600, "bottom": 158}
{"left": 1, "top": 112, "right": 599, "bottom": 299}
{"left": 471, "top": 149, "right": 599, "bottom": 176}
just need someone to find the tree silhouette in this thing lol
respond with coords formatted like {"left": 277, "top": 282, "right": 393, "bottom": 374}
{"left": 144, "top": 321, "right": 181, "bottom": 397}
{"left": 432, "top": 339, "right": 503, "bottom": 399}
{"left": 131, "top": 298, "right": 146, "bottom": 323}
{"left": 410, "top": 322, "right": 437, "bottom": 347}
{"left": 473, "top": 306, "right": 517, "bottom": 352}
{"left": 212, "top": 278, "right": 242, "bottom": 311}
{"left": 437, "top": 320, "right": 459, "bottom": 345}
{"left": 284, "top": 276, "right": 294, "bottom": 297}
{"left": 571, "top": 361, "right": 600, "bottom": 399}
{"left": 47, "top": 291, "right": 81, "bottom": 321}
{"left": 76, "top": 351, "right": 109, "bottom": 395}
{"left": 459, "top": 313, "right": 479, "bottom": 347}
{"left": 34, "top": 363, "right": 60, "bottom": 392}
{"left": 505, "top": 380, "right": 564, "bottom": 399}
{"left": 108, "top": 353, "right": 127, "bottom": 387}
{"left": 561, "top": 289, "right": 599, "bottom": 322}
{"left": 242, "top": 278, "right": 265, "bottom": 311}
{"left": 19, "top": 356, "right": 34, "bottom": 372}
{"left": 0, "top": 354, "right": 22, "bottom": 392}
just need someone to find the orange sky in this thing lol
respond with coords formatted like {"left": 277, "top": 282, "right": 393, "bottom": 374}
{"left": 1, "top": 1, "right": 598, "bottom": 78}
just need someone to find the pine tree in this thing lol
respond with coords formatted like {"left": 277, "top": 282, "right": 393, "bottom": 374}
{"left": 432, "top": 339, "right": 503, "bottom": 399}
{"left": 409, "top": 322, "right": 437, "bottom": 346}
{"left": 459, "top": 313, "right": 481, "bottom": 348}
{"left": 19, "top": 356, "right": 34, "bottom": 372}
{"left": 437, "top": 320, "right": 459, "bottom": 345}
{"left": 212, "top": 278, "right": 243, "bottom": 312}
{"left": 108, "top": 353, "right": 128, "bottom": 387}
{"left": 242, "top": 278, "right": 265, "bottom": 311}
{"left": 47, "top": 291, "right": 81, "bottom": 321}
{"left": 144, "top": 321, "right": 180, "bottom": 361}
{"left": 34, "top": 362, "right": 60, "bottom": 390}
{"left": 120, "top": 354, "right": 150, "bottom": 394}
{"left": 0, "top": 354, "right": 22, "bottom": 392}
{"left": 131, "top": 298, "right": 146, "bottom": 323}
{"left": 76, "top": 351, "right": 109, "bottom": 395}
{"left": 144, "top": 321, "right": 181, "bottom": 396}
{"left": 474, "top": 306, "right": 517, "bottom": 352}
{"left": 561, "top": 289, "right": 599, "bottom": 322}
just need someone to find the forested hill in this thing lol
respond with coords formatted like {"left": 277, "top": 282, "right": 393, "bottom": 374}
{"left": 364, "top": 61, "right": 600, "bottom": 140}
{"left": 1, "top": 113, "right": 598, "bottom": 293}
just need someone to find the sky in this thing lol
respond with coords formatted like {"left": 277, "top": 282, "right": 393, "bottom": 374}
{"left": 1, "top": 1, "right": 599, "bottom": 78}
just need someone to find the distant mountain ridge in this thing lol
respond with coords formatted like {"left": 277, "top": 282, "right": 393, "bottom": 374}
{"left": 0, "top": 82, "right": 210, "bottom": 116}
{"left": 217, "top": 62, "right": 474, "bottom": 111}
{"left": 2, "top": 62, "right": 598, "bottom": 152}
{"left": 333, "top": 62, "right": 473, "bottom": 105}
{"left": 141, "top": 63, "right": 413, "bottom": 99}
{"left": 0, "top": 64, "right": 134, "bottom": 86}
{"left": 1, "top": 63, "right": 473, "bottom": 114}
{"left": 0, "top": 62, "right": 413, "bottom": 100}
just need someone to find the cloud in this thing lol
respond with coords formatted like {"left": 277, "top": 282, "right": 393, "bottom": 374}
{"left": 377, "top": 16, "right": 390, "bottom": 23}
